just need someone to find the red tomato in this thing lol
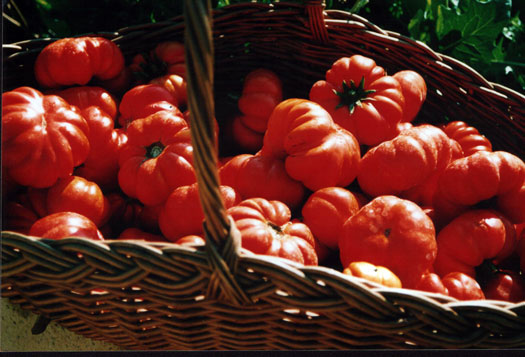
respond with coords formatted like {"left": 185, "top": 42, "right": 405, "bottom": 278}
{"left": 238, "top": 68, "right": 282, "bottom": 133}
{"left": 46, "top": 176, "right": 110, "bottom": 227}
{"left": 150, "top": 74, "right": 187, "bottom": 108}
{"left": 29, "top": 212, "right": 104, "bottom": 241}
{"left": 434, "top": 210, "right": 516, "bottom": 278}
{"left": 34, "top": 37, "right": 124, "bottom": 88}
{"left": 118, "top": 109, "right": 196, "bottom": 206}
{"left": 260, "top": 99, "right": 360, "bottom": 191}
{"left": 340, "top": 195, "right": 437, "bottom": 288}
{"left": 159, "top": 183, "right": 240, "bottom": 242}
{"left": 218, "top": 153, "right": 306, "bottom": 210}
{"left": 52, "top": 86, "right": 118, "bottom": 120}
{"left": 117, "top": 227, "right": 167, "bottom": 242}
{"left": 441, "top": 272, "right": 485, "bottom": 301}
{"left": 227, "top": 198, "right": 318, "bottom": 265}
{"left": 309, "top": 55, "right": 405, "bottom": 146}
{"left": 414, "top": 271, "right": 449, "bottom": 296}
{"left": 301, "top": 187, "right": 360, "bottom": 249}
{"left": 118, "top": 84, "right": 180, "bottom": 127}
{"left": 230, "top": 116, "right": 265, "bottom": 153}
{"left": 2, "top": 87, "right": 90, "bottom": 188}
{"left": 482, "top": 270, "right": 525, "bottom": 302}
{"left": 392, "top": 70, "right": 427, "bottom": 123}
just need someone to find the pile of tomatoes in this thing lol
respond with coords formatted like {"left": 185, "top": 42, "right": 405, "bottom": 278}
{"left": 2, "top": 36, "right": 525, "bottom": 303}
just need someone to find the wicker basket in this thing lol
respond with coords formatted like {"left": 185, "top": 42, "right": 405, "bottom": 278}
{"left": 2, "top": 0, "right": 525, "bottom": 350}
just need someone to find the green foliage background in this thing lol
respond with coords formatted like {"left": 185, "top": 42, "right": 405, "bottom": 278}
{"left": 3, "top": 0, "right": 524, "bottom": 93}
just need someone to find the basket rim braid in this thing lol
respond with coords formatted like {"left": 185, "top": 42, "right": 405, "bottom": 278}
{"left": 2, "top": 0, "right": 525, "bottom": 350}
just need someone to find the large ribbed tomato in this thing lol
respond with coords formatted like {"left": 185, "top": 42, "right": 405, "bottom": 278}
{"left": 441, "top": 272, "right": 485, "bottom": 301}
{"left": 34, "top": 37, "right": 124, "bottom": 88}
{"left": 46, "top": 175, "right": 110, "bottom": 227}
{"left": 238, "top": 68, "right": 283, "bottom": 134}
{"left": 118, "top": 84, "right": 179, "bottom": 127}
{"left": 29, "top": 212, "right": 104, "bottom": 241}
{"left": 260, "top": 98, "right": 360, "bottom": 191}
{"left": 436, "top": 151, "right": 525, "bottom": 224}
{"left": 482, "top": 270, "right": 525, "bottom": 302}
{"left": 357, "top": 124, "right": 454, "bottom": 199}
{"left": 52, "top": 86, "right": 118, "bottom": 119}
{"left": 227, "top": 198, "right": 318, "bottom": 265}
{"left": 309, "top": 55, "right": 404, "bottom": 146}
{"left": 3, "top": 189, "right": 47, "bottom": 235}
{"left": 434, "top": 209, "right": 517, "bottom": 278}
{"left": 442, "top": 121, "right": 492, "bottom": 157}
{"left": 129, "top": 41, "right": 186, "bottom": 83}
{"left": 218, "top": 153, "right": 306, "bottom": 210}
{"left": 301, "top": 186, "right": 360, "bottom": 249}
{"left": 159, "top": 183, "right": 240, "bottom": 242}
{"left": 118, "top": 109, "right": 196, "bottom": 206}
{"left": 340, "top": 195, "right": 437, "bottom": 288}
{"left": 2, "top": 87, "right": 90, "bottom": 188}
{"left": 392, "top": 70, "right": 427, "bottom": 123}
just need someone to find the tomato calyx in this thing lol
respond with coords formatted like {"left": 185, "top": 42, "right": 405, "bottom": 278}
{"left": 334, "top": 77, "right": 376, "bottom": 114}
{"left": 145, "top": 141, "right": 165, "bottom": 159}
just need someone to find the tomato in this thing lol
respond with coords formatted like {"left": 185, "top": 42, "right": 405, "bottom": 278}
{"left": 75, "top": 126, "right": 127, "bottom": 191}
{"left": 159, "top": 183, "right": 240, "bottom": 242}
{"left": 129, "top": 41, "right": 186, "bottom": 82}
{"left": 414, "top": 271, "right": 449, "bottom": 296}
{"left": 118, "top": 109, "right": 196, "bottom": 206}
{"left": 343, "top": 261, "right": 402, "bottom": 288}
{"left": 309, "top": 55, "right": 405, "bottom": 146}
{"left": 227, "top": 198, "right": 318, "bottom": 265}
{"left": 152, "top": 41, "right": 186, "bottom": 78}
{"left": 29, "top": 212, "right": 104, "bottom": 241}
{"left": 34, "top": 36, "right": 124, "bottom": 88}
{"left": 46, "top": 175, "right": 110, "bottom": 227}
{"left": 358, "top": 124, "right": 454, "bottom": 199}
{"left": 118, "top": 84, "right": 180, "bottom": 127}
{"left": 518, "top": 228, "right": 525, "bottom": 274}
{"left": 150, "top": 74, "right": 187, "bottom": 109}
{"left": 117, "top": 227, "right": 167, "bottom": 242}
{"left": 436, "top": 151, "right": 525, "bottom": 224}
{"left": 2, "top": 87, "right": 90, "bottom": 188}
{"left": 498, "top": 183, "right": 525, "bottom": 225}
{"left": 218, "top": 153, "right": 306, "bottom": 210}
{"left": 301, "top": 187, "right": 360, "bottom": 249}
{"left": 230, "top": 116, "right": 265, "bottom": 153}
{"left": 442, "top": 121, "right": 492, "bottom": 157}
{"left": 52, "top": 86, "right": 118, "bottom": 120}
{"left": 434, "top": 209, "right": 517, "bottom": 278}
{"left": 238, "top": 68, "right": 283, "bottom": 133}
{"left": 105, "top": 192, "right": 144, "bottom": 232}
{"left": 392, "top": 70, "right": 427, "bottom": 123}
{"left": 175, "top": 235, "right": 206, "bottom": 246}
{"left": 3, "top": 189, "right": 47, "bottom": 235}
{"left": 441, "top": 272, "right": 485, "bottom": 301}
{"left": 482, "top": 270, "right": 525, "bottom": 302}
{"left": 261, "top": 98, "right": 360, "bottom": 191}
{"left": 340, "top": 195, "right": 437, "bottom": 288}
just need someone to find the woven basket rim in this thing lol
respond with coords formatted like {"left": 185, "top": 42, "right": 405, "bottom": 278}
{"left": 2, "top": 1, "right": 525, "bottom": 350}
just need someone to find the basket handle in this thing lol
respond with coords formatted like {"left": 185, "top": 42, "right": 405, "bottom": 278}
{"left": 183, "top": 0, "right": 250, "bottom": 305}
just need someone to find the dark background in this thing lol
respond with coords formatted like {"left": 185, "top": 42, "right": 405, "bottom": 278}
{"left": 2, "top": 0, "right": 525, "bottom": 93}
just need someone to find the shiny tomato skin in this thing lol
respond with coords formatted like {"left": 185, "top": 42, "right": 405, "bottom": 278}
{"left": 29, "top": 212, "right": 104, "bottom": 241}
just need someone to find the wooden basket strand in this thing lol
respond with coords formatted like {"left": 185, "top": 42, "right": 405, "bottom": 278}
{"left": 2, "top": 0, "right": 525, "bottom": 350}
{"left": 183, "top": 0, "right": 250, "bottom": 306}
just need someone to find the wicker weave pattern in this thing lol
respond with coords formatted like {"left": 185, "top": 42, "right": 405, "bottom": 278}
{"left": 3, "top": 232, "right": 525, "bottom": 349}
{"left": 2, "top": 1, "right": 525, "bottom": 350}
